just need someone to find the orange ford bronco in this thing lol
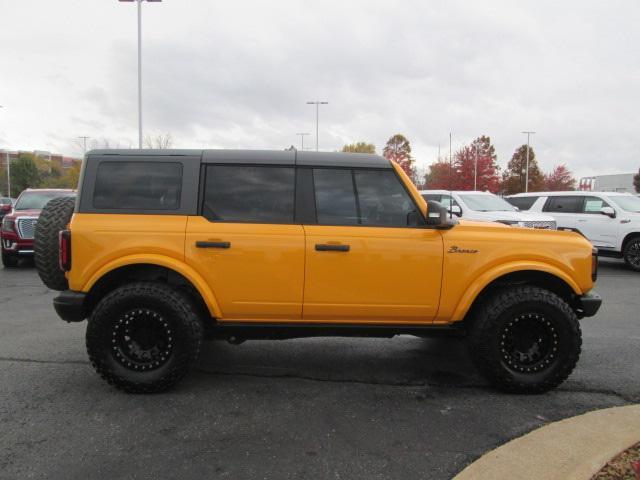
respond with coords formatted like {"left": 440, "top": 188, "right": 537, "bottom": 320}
{"left": 33, "top": 149, "right": 601, "bottom": 393}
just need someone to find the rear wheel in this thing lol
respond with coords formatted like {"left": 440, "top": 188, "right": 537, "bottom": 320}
{"left": 86, "top": 282, "right": 204, "bottom": 393}
{"left": 468, "top": 286, "right": 581, "bottom": 393}
{"left": 623, "top": 237, "right": 640, "bottom": 272}
{"left": 2, "top": 248, "right": 18, "bottom": 268}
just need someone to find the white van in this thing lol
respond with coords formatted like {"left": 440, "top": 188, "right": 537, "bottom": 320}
{"left": 506, "top": 191, "right": 640, "bottom": 271}
{"left": 419, "top": 190, "right": 557, "bottom": 229}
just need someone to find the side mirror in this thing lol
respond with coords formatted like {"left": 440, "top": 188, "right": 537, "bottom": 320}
{"left": 600, "top": 206, "right": 616, "bottom": 218}
{"left": 450, "top": 205, "right": 462, "bottom": 216}
{"left": 426, "top": 201, "right": 458, "bottom": 230}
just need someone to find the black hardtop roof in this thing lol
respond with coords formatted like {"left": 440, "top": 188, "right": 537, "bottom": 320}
{"left": 86, "top": 149, "right": 391, "bottom": 169}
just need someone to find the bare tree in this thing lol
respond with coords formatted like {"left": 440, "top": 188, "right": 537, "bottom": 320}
{"left": 144, "top": 133, "right": 173, "bottom": 149}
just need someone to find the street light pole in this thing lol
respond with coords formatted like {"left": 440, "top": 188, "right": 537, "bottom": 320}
{"left": 0, "top": 106, "right": 8, "bottom": 197}
{"left": 119, "top": 0, "right": 162, "bottom": 149}
{"left": 78, "top": 136, "right": 90, "bottom": 156}
{"left": 137, "top": 0, "right": 142, "bottom": 149}
{"left": 306, "top": 101, "right": 328, "bottom": 151}
{"left": 474, "top": 143, "right": 479, "bottom": 191}
{"left": 296, "top": 133, "right": 310, "bottom": 151}
{"left": 522, "top": 131, "right": 536, "bottom": 193}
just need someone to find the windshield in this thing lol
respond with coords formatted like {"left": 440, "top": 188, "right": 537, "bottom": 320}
{"left": 458, "top": 193, "right": 516, "bottom": 212}
{"left": 610, "top": 195, "right": 640, "bottom": 213}
{"left": 15, "top": 191, "right": 72, "bottom": 210}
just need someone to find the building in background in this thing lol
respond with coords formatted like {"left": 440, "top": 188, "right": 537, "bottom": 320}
{"left": 578, "top": 173, "right": 636, "bottom": 193}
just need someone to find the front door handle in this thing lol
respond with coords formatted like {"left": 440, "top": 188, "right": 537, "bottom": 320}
{"left": 196, "top": 241, "right": 231, "bottom": 249}
{"left": 315, "top": 244, "right": 350, "bottom": 252}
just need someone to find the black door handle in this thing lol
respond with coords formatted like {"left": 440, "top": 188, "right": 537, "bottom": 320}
{"left": 315, "top": 244, "right": 350, "bottom": 252}
{"left": 196, "top": 241, "right": 231, "bottom": 249}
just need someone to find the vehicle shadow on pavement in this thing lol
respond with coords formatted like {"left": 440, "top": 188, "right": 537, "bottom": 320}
{"left": 196, "top": 335, "right": 485, "bottom": 388}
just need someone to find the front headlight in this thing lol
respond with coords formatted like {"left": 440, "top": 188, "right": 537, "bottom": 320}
{"left": 1, "top": 217, "right": 15, "bottom": 232}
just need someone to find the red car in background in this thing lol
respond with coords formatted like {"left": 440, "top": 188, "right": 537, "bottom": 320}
{"left": 0, "top": 197, "right": 14, "bottom": 220}
{"left": 1, "top": 189, "right": 75, "bottom": 268}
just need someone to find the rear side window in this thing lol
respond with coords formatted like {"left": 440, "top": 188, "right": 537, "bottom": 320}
{"left": 543, "top": 196, "right": 583, "bottom": 213}
{"left": 506, "top": 196, "right": 539, "bottom": 211}
{"left": 313, "top": 168, "right": 420, "bottom": 227}
{"left": 203, "top": 165, "right": 295, "bottom": 223}
{"left": 93, "top": 162, "right": 182, "bottom": 210}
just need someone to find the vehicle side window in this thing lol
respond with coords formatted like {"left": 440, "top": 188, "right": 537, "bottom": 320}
{"left": 93, "top": 161, "right": 182, "bottom": 210}
{"left": 542, "top": 196, "right": 583, "bottom": 213}
{"left": 507, "top": 196, "right": 539, "bottom": 210}
{"left": 313, "top": 169, "right": 358, "bottom": 225}
{"left": 202, "top": 165, "right": 295, "bottom": 223}
{"left": 441, "top": 195, "right": 461, "bottom": 210}
{"left": 582, "top": 196, "right": 611, "bottom": 213}
{"left": 313, "top": 169, "right": 421, "bottom": 227}
{"left": 354, "top": 170, "right": 419, "bottom": 226}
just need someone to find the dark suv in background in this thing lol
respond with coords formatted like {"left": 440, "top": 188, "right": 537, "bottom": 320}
{"left": 1, "top": 189, "right": 75, "bottom": 268}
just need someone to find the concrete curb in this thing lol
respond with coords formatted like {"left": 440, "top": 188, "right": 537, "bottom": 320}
{"left": 453, "top": 404, "right": 640, "bottom": 480}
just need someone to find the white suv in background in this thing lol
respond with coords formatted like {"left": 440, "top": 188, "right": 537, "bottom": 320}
{"left": 506, "top": 191, "right": 640, "bottom": 271}
{"left": 419, "top": 190, "right": 557, "bottom": 229}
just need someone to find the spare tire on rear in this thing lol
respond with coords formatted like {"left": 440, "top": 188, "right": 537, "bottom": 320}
{"left": 34, "top": 196, "right": 76, "bottom": 291}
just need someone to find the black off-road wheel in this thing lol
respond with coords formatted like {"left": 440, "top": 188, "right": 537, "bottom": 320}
{"left": 623, "top": 237, "right": 640, "bottom": 272}
{"left": 86, "top": 282, "right": 204, "bottom": 393}
{"left": 468, "top": 286, "right": 581, "bottom": 393}
{"left": 34, "top": 196, "right": 75, "bottom": 290}
{"left": 2, "top": 248, "right": 18, "bottom": 268}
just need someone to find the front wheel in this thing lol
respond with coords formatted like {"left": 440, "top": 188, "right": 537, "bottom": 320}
{"left": 468, "top": 286, "right": 582, "bottom": 393}
{"left": 2, "top": 248, "right": 18, "bottom": 268}
{"left": 623, "top": 237, "right": 640, "bottom": 272}
{"left": 86, "top": 282, "right": 204, "bottom": 393}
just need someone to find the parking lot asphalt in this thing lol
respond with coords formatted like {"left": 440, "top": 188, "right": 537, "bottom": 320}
{"left": 1, "top": 259, "right": 638, "bottom": 480}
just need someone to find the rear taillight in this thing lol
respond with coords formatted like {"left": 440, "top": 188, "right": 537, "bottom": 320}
{"left": 591, "top": 247, "right": 598, "bottom": 282}
{"left": 59, "top": 230, "right": 71, "bottom": 272}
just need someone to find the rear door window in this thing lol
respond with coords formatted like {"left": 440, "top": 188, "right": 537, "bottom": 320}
{"left": 542, "top": 196, "right": 583, "bottom": 213}
{"left": 202, "top": 165, "right": 295, "bottom": 223}
{"left": 93, "top": 162, "right": 182, "bottom": 210}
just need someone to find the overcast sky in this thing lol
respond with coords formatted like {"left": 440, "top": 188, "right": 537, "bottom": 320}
{"left": 1, "top": 0, "right": 639, "bottom": 179}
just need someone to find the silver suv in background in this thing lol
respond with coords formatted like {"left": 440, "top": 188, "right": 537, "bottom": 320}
{"left": 419, "top": 190, "right": 557, "bottom": 230}
{"left": 506, "top": 191, "right": 640, "bottom": 271}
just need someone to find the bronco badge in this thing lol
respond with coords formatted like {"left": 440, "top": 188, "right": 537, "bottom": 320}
{"left": 448, "top": 246, "right": 479, "bottom": 254}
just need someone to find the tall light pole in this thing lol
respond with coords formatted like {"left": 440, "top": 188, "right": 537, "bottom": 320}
{"left": 522, "top": 131, "right": 535, "bottom": 193}
{"left": 78, "top": 136, "right": 90, "bottom": 156}
{"left": 119, "top": 0, "right": 162, "bottom": 149}
{"left": 474, "top": 143, "right": 479, "bottom": 191}
{"left": 0, "top": 105, "right": 8, "bottom": 197}
{"left": 296, "top": 133, "right": 310, "bottom": 151}
{"left": 306, "top": 101, "right": 328, "bottom": 151}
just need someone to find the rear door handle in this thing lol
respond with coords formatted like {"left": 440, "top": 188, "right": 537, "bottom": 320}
{"left": 196, "top": 241, "right": 231, "bottom": 249}
{"left": 315, "top": 244, "right": 350, "bottom": 252}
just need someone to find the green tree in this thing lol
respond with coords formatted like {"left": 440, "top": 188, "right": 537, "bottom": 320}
{"left": 383, "top": 134, "right": 415, "bottom": 182}
{"left": 501, "top": 144, "right": 545, "bottom": 195}
{"left": 634, "top": 168, "right": 640, "bottom": 193}
{"left": 10, "top": 155, "right": 40, "bottom": 196}
{"left": 341, "top": 142, "right": 375, "bottom": 154}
